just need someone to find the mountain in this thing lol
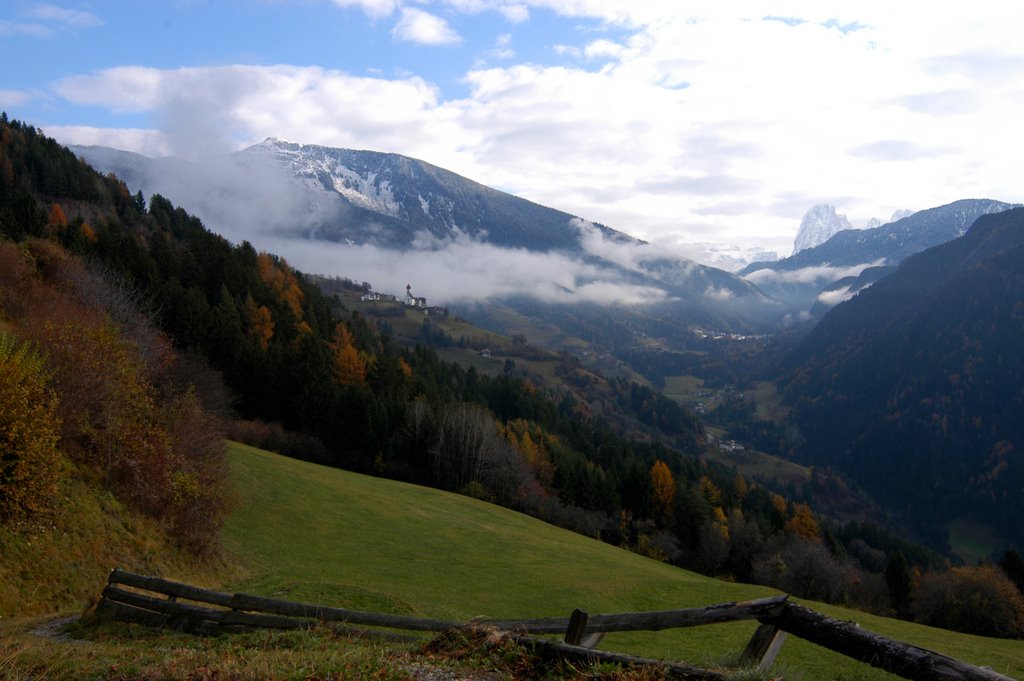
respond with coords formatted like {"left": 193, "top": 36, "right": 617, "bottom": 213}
{"left": 792, "top": 204, "right": 853, "bottom": 255}
{"left": 780, "top": 206, "right": 1024, "bottom": 550}
{"left": 70, "top": 141, "right": 781, "bottom": 340}
{"left": 740, "top": 199, "right": 1016, "bottom": 318}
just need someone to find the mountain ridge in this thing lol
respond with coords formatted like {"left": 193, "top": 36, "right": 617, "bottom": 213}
{"left": 70, "top": 141, "right": 782, "bottom": 333}
{"left": 781, "top": 206, "right": 1024, "bottom": 549}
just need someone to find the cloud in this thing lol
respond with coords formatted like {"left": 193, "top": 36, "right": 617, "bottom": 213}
{"left": 53, "top": 65, "right": 454, "bottom": 160}
{"left": 330, "top": 0, "right": 399, "bottom": 20}
{"left": 41, "top": 2, "right": 1024, "bottom": 264}
{"left": 815, "top": 285, "right": 855, "bottom": 307}
{"left": 498, "top": 4, "right": 529, "bottom": 23}
{"left": 1, "top": 3, "right": 101, "bottom": 37}
{"left": 392, "top": 8, "right": 462, "bottom": 45}
{"left": 704, "top": 286, "right": 734, "bottom": 301}
{"left": 25, "top": 3, "right": 102, "bottom": 28}
{"left": 0, "top": 20, "right": 52, "bottom": 37}
{"left": 850, "top": 139, "right": 957, "bottom": 161}
{"left": 894, "top": 89, "right": 979, "bottom": 117}
{"left": 0, "top": 89, "right": 33, "bottom": 108}
{"left": 260, "top": 233, "right": 670, "bottom": 306}
{"left": 49, "top": 125, "right": 171, "bottom": 157}
{"left": 743, "top": 260, "right": 885, "bottom": 286}
{"left": 584, "top": 39, "right": 625, "bottom": 59}
{"left": 486, "top": 33, "right": 516, "bottom": 60}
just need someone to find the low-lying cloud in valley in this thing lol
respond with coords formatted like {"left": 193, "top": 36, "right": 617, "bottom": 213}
{"left": 742, "top": 260, "right": 886, "bottom": 286}
{"left": 76, "top": 145, "right": 679, "bottom": 309}
{"left": 257, "top": 232, "right": 672, "bottom": 307}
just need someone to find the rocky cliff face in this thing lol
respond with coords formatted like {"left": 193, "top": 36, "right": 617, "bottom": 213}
{"left": 792, "top": 204, "right": 853, "bottom": 255}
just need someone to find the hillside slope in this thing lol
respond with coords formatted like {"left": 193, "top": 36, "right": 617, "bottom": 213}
{"left": 222, "top": 442, "right": 1024, "bottom": 680}
{"left": 782, "top": 207, "right": 1024, "bottom": 550}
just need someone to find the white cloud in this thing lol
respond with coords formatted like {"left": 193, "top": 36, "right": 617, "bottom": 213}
{"left": 815, "top": 285, "right": 856, "bottom": 307}
{"left": 0, "top": 89, "right": 33, "bottom": 108}
{"left": 258, "top": 234, "right": 670, "bottom": 306}
{"left": 583, "top": 38, "right": 624, "bottom": 59}
{"left": 392, "top": 8, "right": 462, "bottom": 45}
{"left": 704, "top": 286, "right": 735, "bottom": 301}
{"left": 743, "top": 260, "right": 885, "bottom": 286}
{"left": 498, "top": 4, "right": 529, "bottom": 23}
{"left": 42, "top": 2, "right": 1024, "bottom": 262}
{"left": 1, "top": 3, "right": 102, "bottom": 37}
{"left": 47, "top": 125, "right": 171, "bottom": 157}
{"left": 330, "top": 0, "right": 399, "bottom": 19}
{"left": 0, "top": 20, "right": 52, "bottom": 37}
{"left": 25, "top": 3, "right": 102, "bottom": 28}
{"left": 489, "top": 32, "right": 515, "bottom": 59}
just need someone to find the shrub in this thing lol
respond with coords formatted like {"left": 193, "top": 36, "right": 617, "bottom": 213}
{"left": 911, "top": 566, "right": 1024, "bottom": 638}
{"left": 0, "top": 334, "right": 64, "bottom": 521}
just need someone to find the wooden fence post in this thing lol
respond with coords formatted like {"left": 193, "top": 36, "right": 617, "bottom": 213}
{"left": 565, "top": 609, "right": 589, "bottom": 645}
{"left": 739, "top": 623, "right": 787, "bottom": 670}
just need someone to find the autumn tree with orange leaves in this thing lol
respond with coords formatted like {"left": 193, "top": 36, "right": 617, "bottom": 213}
{"left": 650, "top": 459, "right": 675, "bottom": 524}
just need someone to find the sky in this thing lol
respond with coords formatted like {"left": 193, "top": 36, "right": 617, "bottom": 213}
{"left": 3, "top": 0, "right": 1024, "bottom": 259}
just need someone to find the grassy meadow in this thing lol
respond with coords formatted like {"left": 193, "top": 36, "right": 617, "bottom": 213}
{"left": 3, "top": 441, "right": 1021, "bottom": 680}
{"left": 221, "top": 443, "right": 1024, "bottom": 680}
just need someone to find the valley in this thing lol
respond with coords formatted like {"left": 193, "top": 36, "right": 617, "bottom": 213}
{"left": 3, "top": 117, "right": 1024, "bottom": 679}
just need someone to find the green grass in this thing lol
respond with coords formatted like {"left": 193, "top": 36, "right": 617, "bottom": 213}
{"left": 663, "top": 375, "right": 707, "bottom": 400}
{"left": 221, "top": 443, "right": 1024, "bottom": 680}
{"left": 701, "top": 448, "right": 811, "bottom": 486}
{"left": 748, "top": 381, "right": 790, "bottom": 422}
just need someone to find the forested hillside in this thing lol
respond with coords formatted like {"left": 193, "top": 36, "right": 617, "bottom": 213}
{"left": 0, "top": 116, "right": 806, "bottom": 582}
{"left": 782, "top": 207, "right": 1024, "bottom": 551}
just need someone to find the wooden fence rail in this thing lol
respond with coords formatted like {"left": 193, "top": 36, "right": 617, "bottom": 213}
{"left": 96, "top": 569, "right": 1016, "bottom": 681}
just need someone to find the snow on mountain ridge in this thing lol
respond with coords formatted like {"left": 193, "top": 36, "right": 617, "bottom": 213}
{"left": 251, "top": 137, "right": 405, "bottom": 218}
{"left": 792, "top": 205, "right": 853, "bottom": 255}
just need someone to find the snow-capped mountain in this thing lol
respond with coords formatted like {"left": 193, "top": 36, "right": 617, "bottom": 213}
{"left": 741, "top": 199, "right": 1017, "bottom": 319}
{"left": 792, "top": 205, "right": 853, "bottom": 255}
{"left": 70, "top": 140, "right": 780, "bottom": 330}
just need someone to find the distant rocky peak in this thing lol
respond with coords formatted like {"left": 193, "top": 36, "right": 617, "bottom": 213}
{"left": 792, "top": 205, "right": 853, "bottom": 255}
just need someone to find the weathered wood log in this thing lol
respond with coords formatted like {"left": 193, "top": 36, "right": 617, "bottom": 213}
{"left": 226, "top": 592, "right": 458, "bottom": 632}
{"left": 107, "top": 569, "right": 459, "bottom": 632}
{"left": 564, "top": 608, "right": 588, "bottom": 645}
{"left": 739, "top": 623, "right": 787, "bottom": 670}
{"left": 582, "top": 595, "right": 789, "bottom": 633}
{"left": 103, "top": 586, "right": 311, "bottom": 631}
{"left": 765, "top": 602, "right": 1017, "bottom": 681}
{"left": 487, "top": 595, "right": 789, "bottom": 635}
{"left": 108, "top": 568, "right": 236, "bottom": 608}
{"left": 512, "top": 633, "right": 728, "bottom": 681}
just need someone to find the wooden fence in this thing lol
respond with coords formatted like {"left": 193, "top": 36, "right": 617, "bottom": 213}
{"left": 96, "top": 569, "right": 1015, "bottom": 681}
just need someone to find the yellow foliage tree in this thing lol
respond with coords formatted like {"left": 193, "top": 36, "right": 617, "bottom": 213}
{"left": 331, "top": 322, "right": 368, "bottom": 386}
{"left": 698, "top": 475, "right": 721, "bottom": 507}
{"left": 257, "top": 252, "right": 307, "bottom": 331}
{"left": 242, "top": 295, "right": 274, "bottom": 351}
{"left": 734, "top": 472, "right": 749, "bottom": 500}
{"left": 0, "top": 335, "right": 64, "bottom": 520}
{"left": 47, "top": 203, "right": 67, "bottom": 229}
{"left": 785, "top": 502, "right": 821, "bottom": 541}
{"left": 650, "top": 460, "right": 676, "bottom": 523}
